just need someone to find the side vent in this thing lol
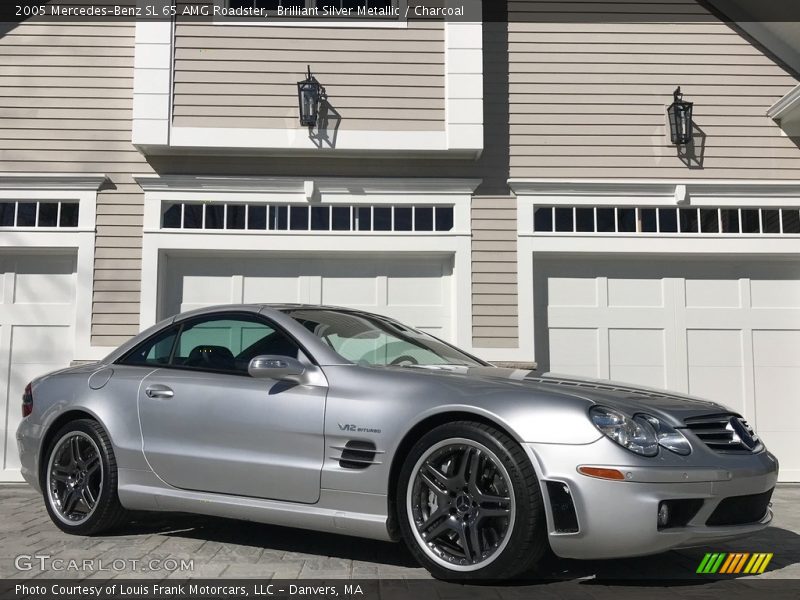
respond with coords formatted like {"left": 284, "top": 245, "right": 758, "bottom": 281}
{"left": 545, "top": 480, "right": 579, "bottom": 534}
{"left": 333, "top": 441, "right": 381, "bottom": 470}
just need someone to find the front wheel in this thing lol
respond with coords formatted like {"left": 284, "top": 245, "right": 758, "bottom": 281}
{"left": 397, "top": 421, "right": 548, "bottom": 580}
{"left": 42, "top": 419, "right": 129, "bottom": 535}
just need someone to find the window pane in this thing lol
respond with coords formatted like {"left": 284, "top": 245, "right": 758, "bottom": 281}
{"left": 0, "top": 203, "right": 14, "bottom": 227}
{"left": 720, "top": 209, "right": 740, "bottom": 233}
{"left": 640, "top": 208, "right": 657, "bottom": 232}
{"left": 290, "top": 206, "right": 309, "bottom": 230}
{"left": 679, "top": 208, "right": 698, "bottom": 233}
{"left": 184, "top": 204, "right": 203, "bottom": 229}
{"left": 415, "top": 206, "right": 433, "bottom": 231}
{"left": 434, "top": 207, "right": 453, "bottom": 231}
{"left": 782, "top": 209, "right": 800, "bottom": 234}
{"left": 394, "top": 206, "right": 412, "bottom": 231}
{"left": 205, "top": 204, "right": 224, "bottom": 229}
{"left": 311, "top": 205, "right": 330, "bottom": 230}
{"left": 554, "top": 207, "right": 573, "bottom": 232}
{"left": 60, "top": 203, "right": 79, "bottom": 228}
{"left": 700, "top": 209, "right": 719, "bottom": 233}
{"left": 575, "top": 208, "right": 594, "bottom": 232}
{"left": 174, "top": 317, "right": 299, "bottom": 375}
{"left": 741, "top": 209, "right": 760, "bottom": 233}
{"left": 230, "top": 0, "right": 255, "bottom": 7}
{"left": 658, "top": 208, "right": 677, "bottom": 233}
{"left": 369, "top": 0, "right": 392, "bottom": 9}
{"left": 119, "top": 327, "right": 177, "bottom": 367}
{"left": 36, "top": 203, "right": 57, "bottom": 227}
{"left": 163, "top": 203, "right": 182, "bottom": 228}
{"left": 594, "top": 208, "right": 614, "bottom": 232}
{"left": 356, "top": 206, "right": 372, "bottom": 231}
{"left": 270, "top": 205, "right": 288, "bottom": 230}
{"left": 17, "top": 203, "right": 36, "bottom": 227}
{"left": 617, "top": 208, "right": 636, "bottom": 233}
{"left": 332, "top": 206, "right": 351, "bottom": 231}
{"left": 248, "top": 205, "right": 267, "bottom": 230}
{"left": 762, "top": 209, "right": 780, "bottom": 233}
{"left": 316, "top": 0, "right": 338, "bottom": 8}
{"left": 227, "top": 205, "right": 246, "bottom": 230}
{"left": 534, "top": 207, "right": 553, "bottom": 232}
{"left": 254, "top": 0, "right": 279, "bottom": 9}
{"left": 374, "top": 206, "right": 392, "bottom": 231}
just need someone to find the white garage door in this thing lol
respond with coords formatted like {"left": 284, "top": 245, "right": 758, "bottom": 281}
{"left": 534, "top": 256, "right": 800, "bottom": 482}
{"left": 162, "top": 253, "right": 454, "bottom": 340}
{"left": 0, "top": 252, "right": 76, "bottom": 481}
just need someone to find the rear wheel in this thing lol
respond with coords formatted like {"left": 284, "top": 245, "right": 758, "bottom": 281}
{"left": 397, "top": 421, "right": 548, "bottom": 580}
{"left": 42, "top": 419, "right": 128, "bottom": 535}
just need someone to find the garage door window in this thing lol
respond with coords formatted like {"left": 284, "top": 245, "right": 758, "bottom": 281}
{"left": 0, "top": 201, "right": 79, "bottom": 228}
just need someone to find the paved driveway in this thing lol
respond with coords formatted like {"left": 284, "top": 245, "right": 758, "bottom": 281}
{"left": 1, "top": 484, "right": 798, "bottom": 583}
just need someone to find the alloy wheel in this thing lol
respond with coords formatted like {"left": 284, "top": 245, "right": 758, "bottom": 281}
{"left": 46, "top": 431, "right": 103, "bottom": 525}
{"left": 406, "top": 438, "right": 515, "bottom": 572}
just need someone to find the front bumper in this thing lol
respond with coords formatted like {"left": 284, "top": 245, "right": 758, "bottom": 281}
{"left": 526, "top": 439, "right": 779, "bottom": 560}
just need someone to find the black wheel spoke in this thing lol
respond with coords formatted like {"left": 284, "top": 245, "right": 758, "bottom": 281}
{"left": 48, "top": 432, "right": 103, "bottom": 524}
{"left": 81, "top": 486, "right": 97, "bottom": 509}
{"left": 62, "top": 489, "right": 80, "bottom": 515}
{"left": 51, "top": 466, "right": 71, "bottom": 482}
{"left": 84, "top": 455, "right": 101, "bottom": 476}
{"left": 420, "top": 463, "right": 450, "bottom": 494}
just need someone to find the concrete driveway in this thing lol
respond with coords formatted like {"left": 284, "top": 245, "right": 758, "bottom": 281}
{"left": 1, "top": 484, "right": 798, "bottom": 584}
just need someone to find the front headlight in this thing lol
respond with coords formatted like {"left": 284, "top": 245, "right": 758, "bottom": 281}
{"left": 636, "top": 414, "right": 692, "bottom": 456}
{"left": 589, "top": 406, "right": 658, "bottom": 456}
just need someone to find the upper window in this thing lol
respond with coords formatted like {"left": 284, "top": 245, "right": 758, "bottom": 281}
{"left": 162, "top": 202, "right": 454, "bottom": 233}
{"left": 0, "top": 201, "right": 79, "bottom": 228}
{"left": 285, "top": 309, "right": 485, "bottom": 367}
{"left": 118, "top": 314, "right": 302, "bottom": 375}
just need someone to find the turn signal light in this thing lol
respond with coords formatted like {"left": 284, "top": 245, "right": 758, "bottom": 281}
{"left": 22, "top": 383, "right": 33, "bottom": 418}
{"left": 577, "top": 466, "right": 626, "bottom": 481}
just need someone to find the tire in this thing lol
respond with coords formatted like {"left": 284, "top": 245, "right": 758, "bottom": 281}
{"left": 41, "top": 419, "right": 129, "bottom": 535}
{"left": 397, "top": 421, "right": 548, "bottom": 580}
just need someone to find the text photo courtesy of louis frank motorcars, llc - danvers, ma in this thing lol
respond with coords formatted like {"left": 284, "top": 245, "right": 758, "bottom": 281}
{"left": 1, "top": 0, "right": 800, "bottom": 599}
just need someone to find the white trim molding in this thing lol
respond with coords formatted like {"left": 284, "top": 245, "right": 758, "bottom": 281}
{"left": 137, "top": 176, "right": 476, "bottom": 352}
{"left": 0, "top": 174, "right": 105, "bottom": 363}
{"left": 445, "top": 0, "right": 483, "bottom": 153}
{"left": 768, "top": 84, "right": 800, "bottom": 136}
{"left": 132, "top": 6, "right": 172, "bottom": 147}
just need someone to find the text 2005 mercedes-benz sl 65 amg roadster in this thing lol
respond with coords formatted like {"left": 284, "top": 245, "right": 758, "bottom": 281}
{"left": 17, "top": 305, "right": 779, "bottom": 579}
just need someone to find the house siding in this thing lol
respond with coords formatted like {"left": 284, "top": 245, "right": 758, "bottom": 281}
{"left": 507, "top": 3, "right": 800, "bottom": 178}
{"left": 172, "top": 21, "right": 446, "bottom": 131}
{"left": 0, "top": 22, "right": 148, "bottom": 348}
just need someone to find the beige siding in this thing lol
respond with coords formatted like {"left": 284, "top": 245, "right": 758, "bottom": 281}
{"left": 508, "top": 2, "right": 800, "bottom": 179}
{"left": 472, "top": 197, "right": 518, "bottom": 348}
{"left": 172, "top": 20, "right": 445, "bottom": 131}
{"left": 0, "top": 22, "right": 148, "bottom": 348}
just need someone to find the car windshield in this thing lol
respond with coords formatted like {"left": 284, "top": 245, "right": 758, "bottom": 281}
{"left": 284, "top": 309, "right": 486, "bottom": 367}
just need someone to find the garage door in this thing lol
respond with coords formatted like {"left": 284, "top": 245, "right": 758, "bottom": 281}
{"left": 0, "top": 253, "right": 76, "bottom": 481}
{"left": 534, "top": 256, "right": 800, "bottom": 482}
{"left": 161, "top": 253, "right": 454, "bottom": 340}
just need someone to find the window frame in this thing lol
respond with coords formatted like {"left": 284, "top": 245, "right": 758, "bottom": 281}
{"left": 115, "top": 311, "right": 315, "bottom": 376}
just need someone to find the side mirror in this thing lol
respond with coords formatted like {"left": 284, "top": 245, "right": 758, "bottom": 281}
{"left": 248, "top": 355, "right": 306, "bottom": 383}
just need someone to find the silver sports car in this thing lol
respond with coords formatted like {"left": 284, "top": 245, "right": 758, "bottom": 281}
{"left": 17, "top": 305, "right": 779, "bottom": 579}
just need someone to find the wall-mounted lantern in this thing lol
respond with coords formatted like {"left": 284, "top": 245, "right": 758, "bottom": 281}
{"left": 297, "top": 66, "right": 327, "bottom": 128}
{"left": 667, "top": 86, "right": 694, "bottom": 146}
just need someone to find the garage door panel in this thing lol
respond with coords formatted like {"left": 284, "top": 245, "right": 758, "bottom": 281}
{"left": 10, "top": 325, "right": 72, "bottom": 364}
{"left": 321, "top": 276, "right": 377, "bottom": 307}
{"left": 750, "top": 279, "right": 800, "bottom": 308}
{"left": 548, "top": 277, "right": 598, "bottom": 307}
{"left": 608, "top": 328, "right": 666, "bottom": 388}
{"left": 607, "top": 278, "right": 664, "bottom": 308}
{"left": 243, "top": 276, "right": 304, "bottom": 305}
{"left": 549, "top": 328, "right": 599, "bottom": 377}
{"left": 684, "top": 279, "right": 742, "bottom": 308}
{"left": 549, "top": 308, "right": 669, "bottom": 329}
{"left": 752, "top": 330, "right": 800, "bottom": 367}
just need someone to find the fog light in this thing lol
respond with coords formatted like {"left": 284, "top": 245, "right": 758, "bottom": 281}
{"left": 658, "top": 502, "right": 670, "bottom": 528}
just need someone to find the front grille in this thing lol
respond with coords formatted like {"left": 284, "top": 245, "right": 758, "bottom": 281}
{"left": 706, "top": 488, "right": 774, "bottom": 526}
{"left": 683, "top": 413, "right": 761, "bottom": 454}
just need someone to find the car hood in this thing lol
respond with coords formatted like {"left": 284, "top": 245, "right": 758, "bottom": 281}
{"left": 400, "top": 365, "right": 730, "bottom": 426}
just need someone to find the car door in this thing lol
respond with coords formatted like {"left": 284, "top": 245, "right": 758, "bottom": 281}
{"left": 134, "top": 313, "right": 326, "bottom": 503}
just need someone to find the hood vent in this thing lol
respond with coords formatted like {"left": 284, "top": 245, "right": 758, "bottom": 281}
{"left": 683, "top": 413, "right": 762, "bottom": 454}
{"left": 331, "top": 441, "right": 382, "bottom": 470}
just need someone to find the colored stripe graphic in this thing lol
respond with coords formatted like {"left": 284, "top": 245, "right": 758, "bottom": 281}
{"left": 700, "top": 552, "right": 773, "bottom": 574}
{"left": 744, "top": 553, "right": 774, "bottom": 574}
{"left": 732, "top": 553, "right": 750, "bottom": 573}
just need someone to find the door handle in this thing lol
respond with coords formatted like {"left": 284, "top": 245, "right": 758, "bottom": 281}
{"left": 145, "top": 385, "right": 174, "bottom": 399}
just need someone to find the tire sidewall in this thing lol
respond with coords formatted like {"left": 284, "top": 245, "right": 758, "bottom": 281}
{"left": 396, "top": 422, "right": 545, "bottom": 580}
{"left": 41, "top": 419, "right": 117, "bottom": 535}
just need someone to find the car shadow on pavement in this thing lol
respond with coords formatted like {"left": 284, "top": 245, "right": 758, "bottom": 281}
{"left": 118, "top": 511, "right": 800, "bottom": 583}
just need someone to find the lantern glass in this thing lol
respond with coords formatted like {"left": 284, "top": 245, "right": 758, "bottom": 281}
{"left": 667, "top": 89, "right": 694, "bottom": 146}
{"left": 297, "top": 80, "right": 319, "bottom": 128}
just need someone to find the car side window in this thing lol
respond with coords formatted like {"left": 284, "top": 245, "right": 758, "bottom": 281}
{"left": 172, "top": 315, "right": 302, "bottom": 375}
{"left": 118, "top": 327, "right": 178, "bottom": 367}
